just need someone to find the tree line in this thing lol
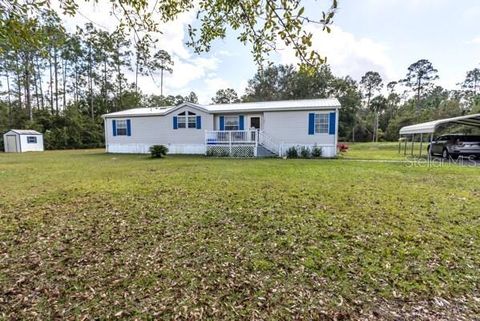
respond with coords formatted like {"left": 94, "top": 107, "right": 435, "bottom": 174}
{"left": 214, "top": 61, "right": 480, "bottom": 142}
{"left": 1, "top": 11, "right": 479, "bottom": 150}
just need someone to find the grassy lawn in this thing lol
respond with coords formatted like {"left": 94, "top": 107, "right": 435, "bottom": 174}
{"left": 0, "top": 145, "right": 479, "bottom": 320}
{"left": 342, "top": 142, "right": 429, "bottom": 160}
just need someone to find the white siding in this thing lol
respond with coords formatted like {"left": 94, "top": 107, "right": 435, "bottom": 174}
{"left": 105, "top": 106, "right": 213, "bottom": 154}
{"left": 263, "top": 109, "right": 338, "bottom": 157}
{"left": 20, "top": 135, "right": 44, "bottom": 152}
{"left": 103, "top": 106, "right": 339, "bottom": 157}
{"left": 3, "top": 132, "right": 44, "bottom": 152}
{"left": 213, "top": 113, "right": 264, "bottom": 130}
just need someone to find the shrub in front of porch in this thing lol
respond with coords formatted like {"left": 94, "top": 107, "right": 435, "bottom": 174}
{"left": 300, "top": 146, "right": 311, "bottom": 158}
{"left": 150, "top": 145, "right": 169, "bottom": 158}
{"left": 286, "top": 146, "right": 299, "bottom": 158}
{"left": 311, "top": 145, "right": 323, "bottom": 158}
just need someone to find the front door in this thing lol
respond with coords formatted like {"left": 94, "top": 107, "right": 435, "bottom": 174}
{"left": 250, "top": 117, "right": 260, "bottom": 129}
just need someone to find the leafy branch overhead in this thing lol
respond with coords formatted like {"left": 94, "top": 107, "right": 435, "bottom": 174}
{"left": 0, "top": 0, "right": 338, "bottom": 68}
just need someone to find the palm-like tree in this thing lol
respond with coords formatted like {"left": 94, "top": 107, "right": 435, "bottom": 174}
{"left": 151, "top": 50, "right": 173, "bottom": 97}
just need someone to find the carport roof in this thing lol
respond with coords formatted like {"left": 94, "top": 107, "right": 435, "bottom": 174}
{"left": 399, "top": 113, "right": 480, "bottom": 135}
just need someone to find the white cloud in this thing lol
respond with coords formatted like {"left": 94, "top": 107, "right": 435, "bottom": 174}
{"left": 57, "top": 0, "right": 230, "bottom": 104}
{"left": 467, "top": 36, "right": 480, "bottom": 45}
{"left": 365, "top": 0, "right": 448, "bottom": 11}
{"left": 277, "top": 25, "right": 396, "bottom": 83}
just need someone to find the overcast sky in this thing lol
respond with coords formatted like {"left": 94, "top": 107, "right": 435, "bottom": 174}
{"left": 66, "top": 0, "right": 480, "bottom": 104}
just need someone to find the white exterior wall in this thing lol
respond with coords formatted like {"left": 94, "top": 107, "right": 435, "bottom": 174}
{"left": 263, "top": 109, "right": 338, "bottom": 157}
{"left": 3, "top": 132, "right": 44, "bottom": 152}
{"left": 20, "top": 134, "right": 44, "bottom": 152}
{"left": 105, "top": 106, "right": 214, "bottom": 154}
{"left": 213, "top": 113, "right": 264, "bottom": 130}
{"left": 103, "top": 106, "right": 339, "bottom": 157}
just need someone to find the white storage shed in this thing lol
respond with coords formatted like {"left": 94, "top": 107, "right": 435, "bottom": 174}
{"left": 3, "top": 130, "right": 44, "bottom": 153}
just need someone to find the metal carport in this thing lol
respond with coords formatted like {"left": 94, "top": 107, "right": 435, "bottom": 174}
{"left": 398, "top": 113, "right": 480, "bottom": 157}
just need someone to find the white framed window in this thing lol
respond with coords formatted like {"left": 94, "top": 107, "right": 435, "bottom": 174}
{"left": 178, "top": 111, "right": 197, "bottom": 129}
{"left": 225, "top": 116, "right": 239, "bottom": 130}
{"left": 27, "top": 136, "right": 37, "bottom": 144}
{"left": 315, "top": 113, "right": 329, "bottom": 134}
{"left": 188, "top": 115, "right": 196, "bottom": 128}
{"left": 116, "top": 119, "right": 128, "bottom": 136}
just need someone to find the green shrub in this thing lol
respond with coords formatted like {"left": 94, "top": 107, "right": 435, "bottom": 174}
{"left": 286, "top": 146, "right": 298, "bottom": 158}
{"left": 300, "top": 146, "right": 311, "bottom": 158}
{"left": 149, "top": 145, "right": 168, "bottom": 158}
{"left": 311, "top": 145, "right": 323, "bottom": 158}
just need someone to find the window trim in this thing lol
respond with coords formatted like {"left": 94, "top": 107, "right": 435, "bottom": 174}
{"left": 26, "top": 136, "right": 37, "bottom": 144}
{"left": 115, "top": 119, "right": 128, "bottom": 136}
{"left": 224, "top": 115, "right": 240, "bottom": 131}
{"left": 177, "top": 111, "right": 198, "bottom": 129}
{"left": 314, "top": 113, "right": 329, "bottom": 134}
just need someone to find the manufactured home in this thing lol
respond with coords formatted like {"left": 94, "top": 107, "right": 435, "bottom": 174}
{"left": 3, "top": 130, "right": 44, "bottom": 153}
{"left": 102, "top": 98, "right": 340, "bottom": 157}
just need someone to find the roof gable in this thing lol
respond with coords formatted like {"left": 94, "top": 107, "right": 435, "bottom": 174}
{"left": 162, "top": 102, "right": 210, "bottom": 115}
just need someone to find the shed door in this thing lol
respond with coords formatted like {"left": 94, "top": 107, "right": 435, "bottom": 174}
{"left": 6, "top": 135, "right": 18, "bottom": 152}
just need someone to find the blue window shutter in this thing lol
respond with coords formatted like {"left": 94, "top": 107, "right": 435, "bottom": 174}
{"left": 112, "top": 120, "right": 117, "bottom": 136}
{"left": 219, "top": 116, "right": 225, "bottom": 131}
{"left": 126, "top": 119, "right": 131, "bottom": 136}
{"left": 196, "top": 116, "right": 201, "bottom": 129}
{"left": 173, "top": 116, "right": 178, "bottom": 129}
{"left": 239, "top": 115, "right": 244, "bottom": 130}
{"left": 329, "top": 112, "right": 336, "bottom": 135}
{"left": 308, "top": 113, "right": 315, "bottom": 135}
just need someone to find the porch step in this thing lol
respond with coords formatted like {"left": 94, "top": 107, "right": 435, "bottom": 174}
{"left": 257, "top": 145, "right": 277, "bottom": 157}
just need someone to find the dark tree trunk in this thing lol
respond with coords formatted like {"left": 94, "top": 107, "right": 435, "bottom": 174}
{"left": 88, "top": 45, "right": 94, "bottom": 120}
{"left": 160, "top": 68, "right": 164, "bottom": 97}
{"left": 103, "top": 57, "right": 108, "bottom": 111}
{"left": 63, "top": 59, "right": 67, "bottom": 108}
{"left": 15, "top": 52, "right": 22, "bottom": 109}
{"left": 24, "top": 52, "right": 32, "bottom": 121}
{"left": 33, "top": 56, "right": 40, "bottom": 110}
{"left": 74, "top": 66, "right": 79, "bottom": 104}
{"left": 54, "top": 47, "right": 59, "bottom": 114}
{"left": 36, "top": 58, "right": 44, "bottom": 110}
{"left": 6, "top": 71, "right": 12, "bottom": 127}
{"left": 49, "top": 53, "right": 54, "bottom": 113}
{"left": 135, "top": 58, "right": 138, "bottom": 95}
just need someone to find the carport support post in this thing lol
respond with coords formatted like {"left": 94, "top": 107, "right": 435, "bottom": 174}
{"left": 411, "top": 134, "right": 415, "bottom": 156}
{"left": 419, "top": 133, "right": 423, "bottom": 157}
{"left": 428, "top": 133, "right": 434, "bottom": 161}
{"left": 398, "top": 138, "right": 401, "bottom": 154}
{"left": 404, "top": 136, "right": 408, "bottom": 156}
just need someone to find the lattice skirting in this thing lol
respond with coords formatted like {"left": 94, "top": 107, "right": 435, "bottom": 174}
{"left": 206, "top": 145, "right": 255, "bottom": 157}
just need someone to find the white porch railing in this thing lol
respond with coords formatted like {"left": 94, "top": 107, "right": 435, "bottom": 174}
{"left": 258, "top": 130, "right": 281, "bottom": 156}
{"left": 205, "top": 130, "right": 281, "bottom": 157}
{"left": 205, "top": 130, "right": 258, "bottom": 145}
{"left": 205, "top": 130, "right": 259, "bottom": 157}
